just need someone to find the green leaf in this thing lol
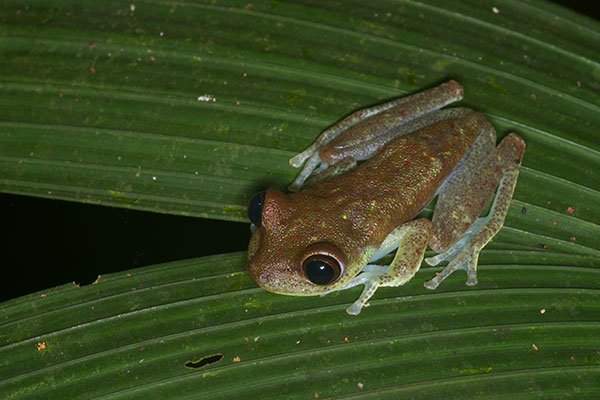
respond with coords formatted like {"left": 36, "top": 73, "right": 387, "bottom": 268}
{"left": 1, "top": 0, "right": 599, "bottom": 398}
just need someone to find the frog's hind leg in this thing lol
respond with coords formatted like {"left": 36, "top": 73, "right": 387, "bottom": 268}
{"left": 288, "top": 81, "right": 464, "bottom": 191}
{"left": 289, "top": 81, "right": 463, "bottom": 168}
{"left": 424, "top": 123, "right": 525, "bottom": 290}
{"left": 293, "top": 107, "right": 473, "bottom": 191}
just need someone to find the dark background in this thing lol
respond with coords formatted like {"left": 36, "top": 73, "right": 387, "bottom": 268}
{"left": 2, "top": 1, "right": 598, "bottom": 303}
{"left": 2, "top": 193, "right": 250, "bottom": 302}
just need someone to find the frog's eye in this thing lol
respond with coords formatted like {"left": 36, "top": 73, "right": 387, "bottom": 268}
{"left": 248, "top": 192, "right": 265, "bottom": 226}
{"left": 303, "top": 255, "right": 341, "bottom": 285}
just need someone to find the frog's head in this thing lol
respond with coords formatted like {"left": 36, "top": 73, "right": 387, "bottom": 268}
{"left": 245, "top": 189, "right": 374, "bottom": 296}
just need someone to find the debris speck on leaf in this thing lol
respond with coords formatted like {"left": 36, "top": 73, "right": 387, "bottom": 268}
{"left": 197, "top": 94, "right": 216, "bottom": 102}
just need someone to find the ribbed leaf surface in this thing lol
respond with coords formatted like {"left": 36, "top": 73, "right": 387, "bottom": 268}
{"left": 1, "top": 0, "right": 598, "bottom": 398}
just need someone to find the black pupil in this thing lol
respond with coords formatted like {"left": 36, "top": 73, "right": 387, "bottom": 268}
{"left": 248, "top": 192, "right": 265, "bottom": 226}
{"left": 305, "top": 259, "right": 335, "bottom": 285}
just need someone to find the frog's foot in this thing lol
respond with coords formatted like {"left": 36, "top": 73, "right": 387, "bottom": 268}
{"left": 288, "top": 153, "right": 325, "bottom": 192}
{"left": 320, "top": 265, "right": 388, "bottom": 298}
{"left": 423, "top": 236, "right": 480, "bottom": 290}
{"left": 423, "top": 216, "right": 486, "bottom": 289}
{"left": 321, "top": 265, "right": 389, "bottom": 315}
{"left": 346, "top": 219, "right": 432, "bottom": 315}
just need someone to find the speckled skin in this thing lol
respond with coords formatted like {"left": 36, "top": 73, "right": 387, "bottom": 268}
{"left": 246, "top": 81, "right": 525, "bottom": 314}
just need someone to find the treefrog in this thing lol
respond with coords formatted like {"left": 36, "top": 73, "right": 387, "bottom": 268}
{"left": 246, "top": 81, "right": 525, "bottom": 315}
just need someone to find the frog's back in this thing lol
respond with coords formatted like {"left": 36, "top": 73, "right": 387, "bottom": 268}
{"left": 303, "top": 111, "right": 490, "bottom": 240}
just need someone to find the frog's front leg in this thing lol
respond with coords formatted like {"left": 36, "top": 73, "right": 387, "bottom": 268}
{"left": 346, "top": 219, "right": 432, "bottom": 315}
{"left": 288, "top": 80, "right": 464, "bottom": 191}
{"left": 424, "top": 132, "right": 526, "bottom": 289}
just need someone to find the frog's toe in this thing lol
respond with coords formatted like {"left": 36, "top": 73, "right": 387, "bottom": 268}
{"left": 423, "top": 277, "right": 441, "bottom": 290}
{"left": 424, "top": 245, "right": 481, "bottom": 290}
{"left": 346, "top": 302, "right": 363, "bottom": 315}
{"left": 288, "top": 153, "right": 322, "bottom": 192}
{"left": 465, "top": 276, "right": 478, "bottom": 286}
{"left": 345, "top": 280, "right": 380, "bottom": 315}
{"left": 424, "top": 253, "right": 445, "bottom": 266}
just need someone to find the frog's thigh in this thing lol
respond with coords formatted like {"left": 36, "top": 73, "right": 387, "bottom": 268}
{"left": 425, "top": 133, "right": 526, "bottom": 289}
{"left": 346, "top": 219, "right": 431, "bottom": 315}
